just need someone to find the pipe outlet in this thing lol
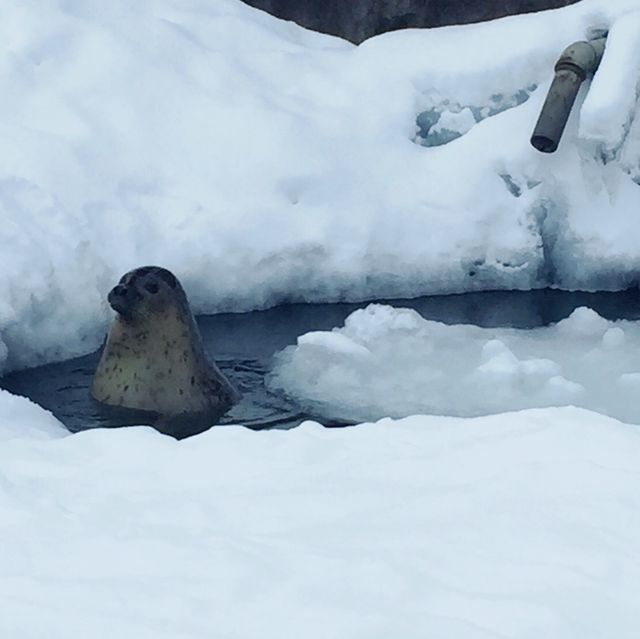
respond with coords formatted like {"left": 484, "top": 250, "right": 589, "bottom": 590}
{"left": 530, "top": 37, "right": 606, "bottom": 153}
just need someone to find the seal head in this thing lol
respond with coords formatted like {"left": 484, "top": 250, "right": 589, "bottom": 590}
{"left": 91, "top": 266, "right": 239, "bottom": 436}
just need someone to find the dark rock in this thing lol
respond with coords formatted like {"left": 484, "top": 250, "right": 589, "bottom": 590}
{"left": 241, "top": 0, "right": 581, "bottom": 44}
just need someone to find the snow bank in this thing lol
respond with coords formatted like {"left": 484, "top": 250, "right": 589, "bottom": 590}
{"left": 0, "top": 0, "right": 640, "bottom": 372}
{"left": 271, "top": 303, "right": 640, "bottom": 424}
{"left": 1, "top": 404, "right": 639, "bottom": 638}
{"left": 0, "top": 388, "right": 66, "bottom": 441}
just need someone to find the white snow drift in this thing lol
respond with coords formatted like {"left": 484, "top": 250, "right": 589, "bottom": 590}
{"left": 1, "top": 404, "right": 640, "bottom": 639}
{"left": 0, "top": 0, "right": 639, "bottom": 372}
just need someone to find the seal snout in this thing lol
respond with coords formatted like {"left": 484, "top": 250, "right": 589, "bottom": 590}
{"left": 108, "top": 283, "right": 140, "bottom": 318}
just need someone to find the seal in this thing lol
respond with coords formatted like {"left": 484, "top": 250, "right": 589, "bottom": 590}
{"left": 91, "top": 266, "right": 240, "bottom": 437}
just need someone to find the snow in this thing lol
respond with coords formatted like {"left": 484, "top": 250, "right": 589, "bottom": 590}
{"left": 0, "top": 389, "right": 66, "bottom": 441}
{"left": 580, "top": 10, "right": 640, "bottom": 156}
{"left": 0, "top": 1, "right": 640, "bottom": 634}
{"left": 271, "top": 303, "right": 640, "bottom": 424}
{"left": 0, "top": 0, "right": 639, "bottom": 372}
{"left": 0, "top": 403, "right": 639, "bottom": 638}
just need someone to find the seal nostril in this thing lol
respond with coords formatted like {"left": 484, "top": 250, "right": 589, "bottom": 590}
{"left": 107, "top": 284, "right": 134, "bottom": 317}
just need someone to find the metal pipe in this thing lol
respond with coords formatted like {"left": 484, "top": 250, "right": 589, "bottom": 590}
{"left": 530, "top": 37, "right": 606, "bottom": 153}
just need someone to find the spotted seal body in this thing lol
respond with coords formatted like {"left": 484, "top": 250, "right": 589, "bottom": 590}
{"left": 91, "top": 266, "right": 239, "bottom": 436}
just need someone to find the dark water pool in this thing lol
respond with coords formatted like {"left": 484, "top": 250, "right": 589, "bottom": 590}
{"left": 2, "top": 287, "right": 640, "bottom": 435}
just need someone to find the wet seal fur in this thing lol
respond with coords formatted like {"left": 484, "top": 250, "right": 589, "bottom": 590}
{"left": 91, "top": 266, "right": 240, "bottom": 438}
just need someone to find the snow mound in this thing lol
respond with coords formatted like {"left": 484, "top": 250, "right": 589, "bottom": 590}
{"left": 0, "top": 0, "right": 639, "bottom": 372}
{"left": 1, "top": 405, "right": 640, "bottom": 637}
{"left": 0, "top": 388, "right": 67, "bottom": 440}
{"left": 270, "top": 304, "right": 640, "bottom": 423}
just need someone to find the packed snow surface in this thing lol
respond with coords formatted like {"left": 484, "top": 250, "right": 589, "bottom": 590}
{"left": 0, "top": 0, "right": 640, "bottom": 372}
{"left": 0, "top": 389, "right": 67, "bottom": 441}
{"left": 271, "top": 303, "right": 640, "bottom": 424}
{"left": 1, "top": 402, "right": 640, "bottom": 638}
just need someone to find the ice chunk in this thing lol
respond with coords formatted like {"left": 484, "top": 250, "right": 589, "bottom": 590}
{"left": 546, "top": 375, "right": 585, "bottom": 397}
{"left": 555, "top": 307, "right": 610, "bottom": 338}
{"left": 602, "top": 326, "right": 625, "bottom": 348}
{"left": 271, "top": 304, "right": 640, "bottom": 424}
{"left": 298, "top": 331, "right": 371, "bottom": 358}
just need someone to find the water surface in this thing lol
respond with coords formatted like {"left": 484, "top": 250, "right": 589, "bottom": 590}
{"left": 2, "top": 288, "right": 639, "bottom": 435}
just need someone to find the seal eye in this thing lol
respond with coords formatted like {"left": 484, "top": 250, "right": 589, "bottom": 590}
{"left": 157, "top": 270, "right": 177, "bottom": 289}
{"left": 144, "top": 282, "right": 159, "bottom": 295}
